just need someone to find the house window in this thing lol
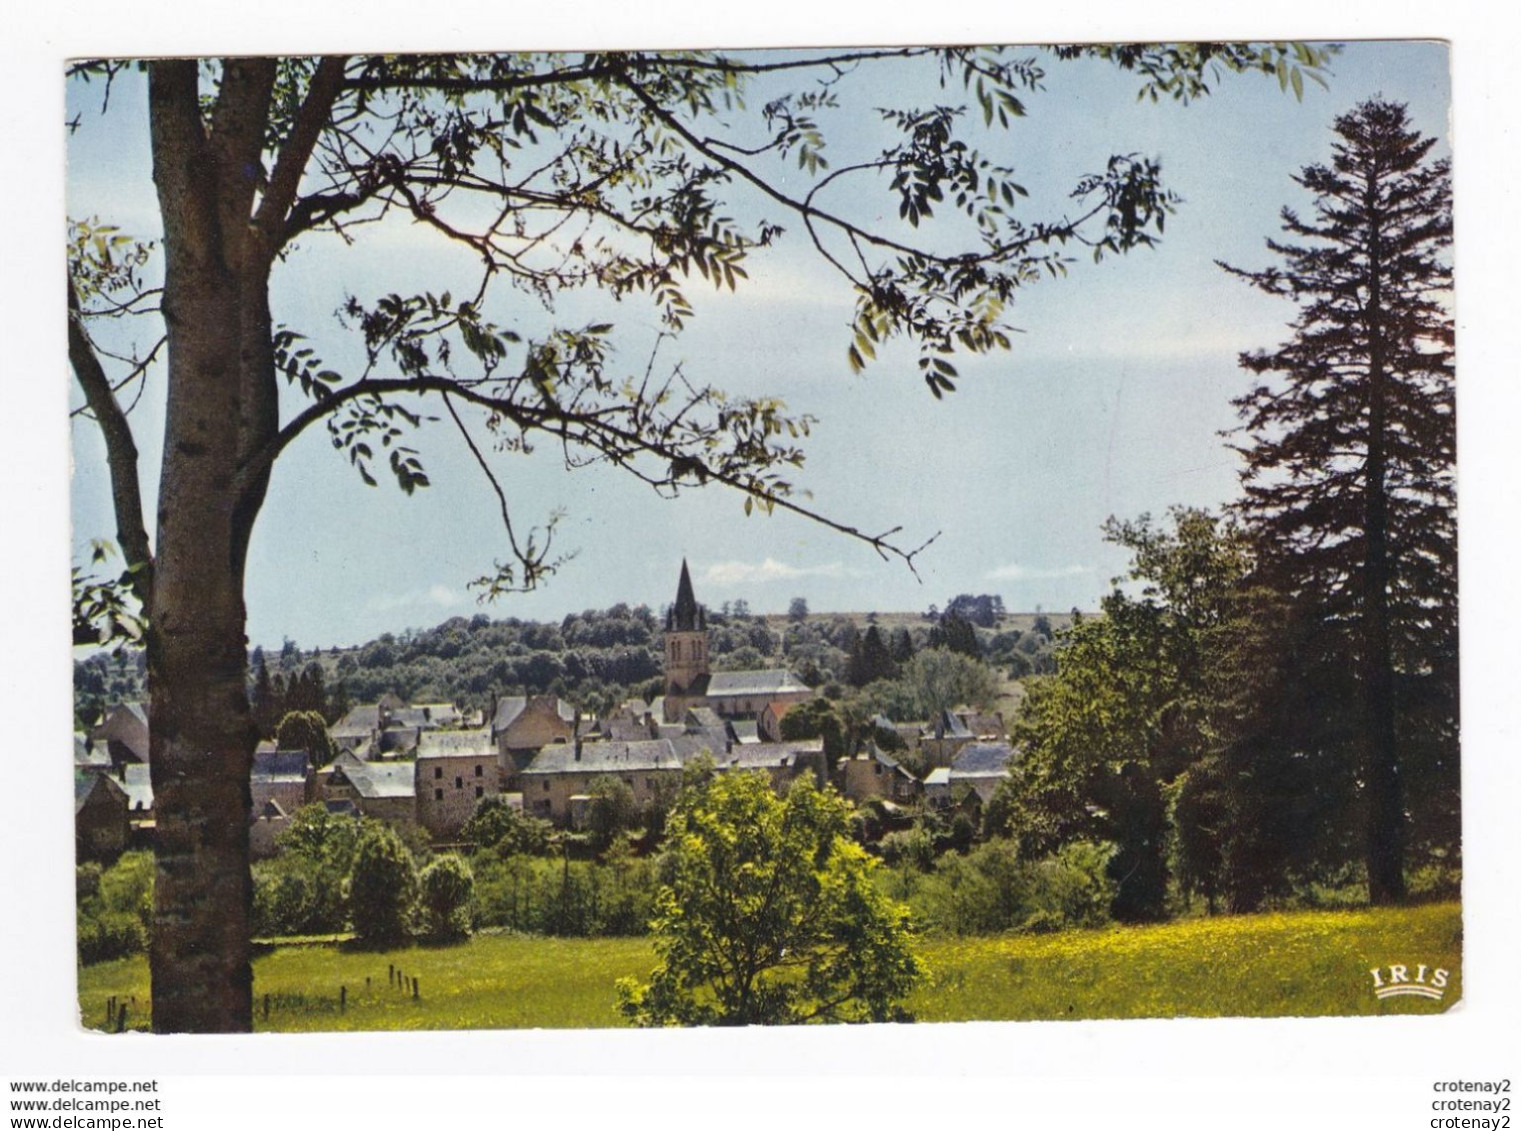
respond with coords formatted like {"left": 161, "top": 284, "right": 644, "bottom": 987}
{"left": 475, "top": 764, "right": 483, "bottom": 777}
{"left": 543, "top": 781, "right": 550, "bottom": 792}
{"left": 434, "top": 788, "right": 443, "bottom": 801}
{"left": 475, "top": 786, "right": 484, "bottom": 799}
{"left": 434, "top": 766, "right": 442, "bottom": 780}
{"left": 455, "top": 776, "right": 463, "bottom": 789}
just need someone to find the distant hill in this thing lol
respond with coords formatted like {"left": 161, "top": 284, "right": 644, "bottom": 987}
{"left": 76, "top": 605, "right": 1084, "bottom": 726}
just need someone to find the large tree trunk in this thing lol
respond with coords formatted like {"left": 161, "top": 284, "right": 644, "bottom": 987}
{"left": 1361, "top": 195, "right": 1406, "bottom": 907}
{"left": 146, "top": 59, "right": 279, "bottom": 1033}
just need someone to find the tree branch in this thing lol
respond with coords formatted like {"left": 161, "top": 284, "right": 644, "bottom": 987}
{"left": 257, "top": 56, "right": 350, "bottom": 254}
{"left": 68, "top": 280, "right": 154, "bottom": 606}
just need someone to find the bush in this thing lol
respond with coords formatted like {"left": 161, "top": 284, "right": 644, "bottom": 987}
{"left": 908, "top": 839, "right": 1116, "bottom": 936}
{"left": 77, "top": 909, "right": 146, "bottom": 965}
{"left": 76, "top": 851, "right": 155, "bottom": 965}
{"left": 470, "top": 848, "right": 658, "bottom": 937}
{"left": 461, "top": 797, "right": 552, "bottom": 856}
{"left": 418, "top": 855, "right": 475, "bottom": 940}
{"left": 348, "top": 825, "right": 418, "bottom": 945}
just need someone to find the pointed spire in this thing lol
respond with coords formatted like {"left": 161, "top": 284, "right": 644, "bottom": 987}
{"left": 666, "top": 559, "right": 705, "bottom": 632}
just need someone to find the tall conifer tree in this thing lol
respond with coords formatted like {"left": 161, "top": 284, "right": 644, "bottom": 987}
{"left": 1222, "top": 99, "right": 1455, "bottom": 904}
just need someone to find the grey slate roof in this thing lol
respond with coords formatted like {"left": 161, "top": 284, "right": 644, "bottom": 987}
{"left": 336, "top": 761, "right": 416, "bottom": 800}
{"left": 75, "top": 771, "right": 127, "bottom": 814}
{"left": 252, "top": 750, "right": 309, "bottom": 780}
{"left": 950, "top": 742, "right": 1017, "bottom": 777}
{"left": 717, "top": 740, "right": 823, "bottom": 772}
{"left": 931, "top": 710, "right": 973, "bottom": 739}
{"left": 669, "top": 731, "right": 729, "bottom": 761}
{"left": 524, "top": 740, "right": 684, "bottom": 776}
{"left": 331, "top": 705, "right": 381, "bottom": 736}
{"left": 74, "top": 734, "right": 111, "bottom": 770}
{"left": 376, "top": 727, "right": 420, "bottom": 756}
{"left": 416, "top": 702, "right": 465, "bottom": 727}
{"left": 388, "top": 707, "right": 434, "bottom": 728}
{"left": 605, "top": 716, "right": 656, "bottom": 742}
{"left": 417, "top": 728, "right": 495, "bottom": 760}
{"left": 706, "top": 670, "right": 810, "bottom": 697}
{"left": 960, "top": 712, "right": 1006, "bottom": 739}
{"left": 684, "top": 706, "right": 724, "bottom": 730}
{"left": 491, "top": 695, "right": 576, "bottom": 732}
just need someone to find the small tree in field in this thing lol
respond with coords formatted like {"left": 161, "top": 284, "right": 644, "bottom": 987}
{"left": 418, "top": 855, "right": 475, "bottom": 940}
{"left": 618, "top": 773, "right": 919, "bottom": 1026}
{"left": 347, "top": 824, "right": 417, "bottom": 945}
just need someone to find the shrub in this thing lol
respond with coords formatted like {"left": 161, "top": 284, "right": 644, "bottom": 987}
{"left": 348, "top": 825, "right": 418, "bottom": 945}
{"left": 418, "top": 855, "right": 475, "bottom": 940}
{"left": 910, "top": 838, "right": 1116, "bottom": 936}
{"left": 461, "top": 797, "right": 552, "bottom": 856}
{"left": 76, "top": 851, "right": 155, "bottom": 965}
{"left": 77, "top": 909, "right": 147, "bottom": 965}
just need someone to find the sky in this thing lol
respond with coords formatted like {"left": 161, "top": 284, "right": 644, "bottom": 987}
{"left": 64, "top": 43, "right": 1452, "bottom": 651}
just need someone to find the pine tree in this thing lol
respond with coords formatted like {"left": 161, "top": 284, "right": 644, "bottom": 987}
{"left": 1222, "top": 99, "right": 1455, "bottom": 905}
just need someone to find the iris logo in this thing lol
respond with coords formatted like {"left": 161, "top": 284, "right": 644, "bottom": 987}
{"left": 1369, "top": 963, "right": 1449, "bottom": 1001}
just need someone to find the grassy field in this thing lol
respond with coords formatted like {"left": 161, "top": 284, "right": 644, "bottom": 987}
{"left": 78, "top": 902, "right": 1460, "bottom": 1032}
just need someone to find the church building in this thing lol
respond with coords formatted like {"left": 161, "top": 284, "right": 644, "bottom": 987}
{"left": 661, "top": 560, "right": 814, "bottom": 724}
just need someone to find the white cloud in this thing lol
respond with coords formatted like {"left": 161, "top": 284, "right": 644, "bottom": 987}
{"left": 985, "top": 563, "right": 1094, "bottom": 583}
{"left": 700, "top": 558, "right": 857, "bottom": 587}
{"left": 367, "top": 585, "right": 466, "bottom": 613}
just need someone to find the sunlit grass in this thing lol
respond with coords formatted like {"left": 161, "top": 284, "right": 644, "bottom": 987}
{"left": 77, "top": 902, "right": 1460, "bottom": 1032}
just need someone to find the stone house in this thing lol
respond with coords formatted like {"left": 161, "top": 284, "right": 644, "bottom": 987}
{"left": 713, "top": 740, "right": 827, "bottom": 793}
{"left": 322, "top": 760, "right": 415, "bottom": 825}
{"left": 250, "top": 749, "right": 311, "bottom": 817}
{"left": 839, "top": 746, "right": 921, "bottom": 806}
{"left": 415, "top": 729, "right": 498, "bottom": 840}
{"left": 491, "top": 695, "right": 577, "bottom": 789}
{"left": 758, "top": 700, "right": 796, "bottom": 743}
{"left": 75, "top": 772, "right": 129, "bottom": 860}
{"left": 521, "top": 739, "right": 686, "bottom": 823}
{"left": 947, "top": 741, "right": 1018, "bottom": 804}
{"left": 919, "top": 710, "right": 977, "bottom": 768}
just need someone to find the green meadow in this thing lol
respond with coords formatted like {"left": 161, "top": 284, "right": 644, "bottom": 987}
{"left": 78, "top": 902, "right": 1460, "bottom": 1032}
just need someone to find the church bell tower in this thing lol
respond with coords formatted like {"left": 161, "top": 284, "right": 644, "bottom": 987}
{"left": 663, "top": 560, "right": 709, "bottom": 716}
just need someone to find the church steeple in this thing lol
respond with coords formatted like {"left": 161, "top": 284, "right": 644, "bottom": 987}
{"left": 663, "top": 560, "right": 710, "bottom": 719}
{"left": 666, "top": 558, "right": 706, "bottom": 633}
